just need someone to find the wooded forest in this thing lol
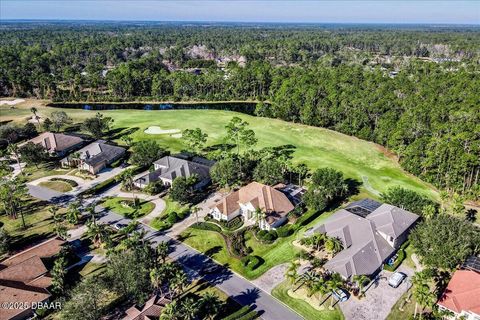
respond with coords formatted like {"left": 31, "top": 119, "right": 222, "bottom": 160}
{"left": 0, "top": 22, "right": 479, "bottom": 198}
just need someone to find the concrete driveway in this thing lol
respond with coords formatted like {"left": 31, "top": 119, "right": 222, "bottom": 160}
{"left": 339, "top": 265, "right": 414, "bottom": 320}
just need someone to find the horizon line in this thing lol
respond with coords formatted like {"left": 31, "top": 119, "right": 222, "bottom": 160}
{"left": 1, "top": 19, "right": 479, "bottom": 26}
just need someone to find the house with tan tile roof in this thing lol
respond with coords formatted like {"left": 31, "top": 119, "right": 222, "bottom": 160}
{"left": 0, "top": 237, "right": 65, "bottom": 320}
{"left": 210, "top": 182, "right": 295, "bottom": 230}
{"left": 20, "top": 131, "right": 85, "bottom": 157}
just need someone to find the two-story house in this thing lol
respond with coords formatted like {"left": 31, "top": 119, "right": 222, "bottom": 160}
{"left": 210, "top": 182, "right": 295, "bottom": 231}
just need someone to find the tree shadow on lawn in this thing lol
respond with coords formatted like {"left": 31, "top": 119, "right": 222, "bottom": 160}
{"left": 107, "top": 127, "right": 139, "bottom": 141}
{"left": 345, "top": 178, "right": 362, "bottom": 197}
{"left": 204, "top": 245, "right": 222, "bottom": 258}
{"left": 203, "top": 143, "right": 236, "bottom": 153}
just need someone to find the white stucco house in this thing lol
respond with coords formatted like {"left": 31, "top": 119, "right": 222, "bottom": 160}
{"left": 210, "top": 182, "right": 295, "bottom": 231}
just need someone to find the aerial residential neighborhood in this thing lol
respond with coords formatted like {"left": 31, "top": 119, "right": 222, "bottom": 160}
{"left": 0, "top": 1, "right": 479, "bottom": 320}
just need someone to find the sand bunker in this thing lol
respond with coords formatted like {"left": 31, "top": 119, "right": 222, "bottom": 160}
{"left": 144, "top": 126, "right": 181, "bottom": 135}
{"left": 0, "top": 99, "right": 25, "bottom": 106}
{"left": 171, "top": 133, "right": 183, "bottom": 138}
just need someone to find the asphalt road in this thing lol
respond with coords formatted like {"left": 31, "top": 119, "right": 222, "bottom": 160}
{"left": 27, "top": 182, "right": 303, "bottom": 320}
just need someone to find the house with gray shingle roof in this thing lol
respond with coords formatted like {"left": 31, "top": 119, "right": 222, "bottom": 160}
{"left": 312, "top": 199, "right": 419, "bottom": 279}
{"left": 60, "top": 140, "right": 126, "bottom": 174}
{"left": 134, "top": 155, "right": 214, "bottom": 189}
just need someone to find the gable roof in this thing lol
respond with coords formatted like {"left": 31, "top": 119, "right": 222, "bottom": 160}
{"left": 154, "top": 156, "right": 212, "bottom": 181}
{"left": 316, "top": 209, "right": 394, "bottom": 278}
{"left": 437, "top": 270, "right": 480, "bottom": 315}
{"left": 65, "top": 140, "right": 126, "bottom": 167}
{"left": 0, "top": 256, "right": 47, "bottom": 283}
{"left": 1, "top": 238, "right": 65, "bottom": 267}
{"left": 214, "top": 182, "right": 295, "bottom": 225}
{"left": 313, "top": 201, "right": 419, "bottom": 278}
{"left": 0, "top": 281, "right": 51, "bottom": 320}
{"left": 124, "top": 295, "right": 171, "bottom": 320}
{"left": 23, "top": 132, "right": 84, "bottom": 153}
{"left": 366, "top": 204, "right": 419, "bottom": 239}
{"left": 0, "top": 238, "right": 65, "bottom": 267}
{"left": 0, "top": 237, "right": 64, "bottom": 320}
{"left": 135, "top": 156, "right": 213, "bottom": 185}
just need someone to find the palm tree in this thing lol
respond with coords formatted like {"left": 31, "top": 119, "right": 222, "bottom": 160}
{"left": 150, "top": 267, "right": 168, "bottom": 297}
{"left": 286, "top": 260, "right": 300, "bottom": 284}
{"left": 413, "top": 283, "right": 436, "bottom": 319}
{"left": 200, "top": 292, "right": 222, "bottom": 320}
{"left": 180, "top": 297, "right": 199, "bottom": 320}
{"left": 160, "top": 300, "right": 180, "bottom": 320}
{"left": 254, "top": 207, "right": 266, "bottom": 226}
{"left": 169, "top": 270, "right": 189, "bottom": 298}
{"left": 7, "top": 144, "right": 22, "bottom": 174}
{"left": 156, "top": 241, "right": 169, "bottom": 264}
{"left": 353, "top": 275, "right": 370, "bottom": 297}
{"left": 30, "top": 107, "right": 41, "bottom": 127}
{"left": 66, "top": 200, "right": 81, "bottom": 224}
{"left": 325, "top": 237, "right": 343, "bottom": 255}
{"left": 86, "top": 203, "right": 97, "bottom": 225}
{"left": 86, "top": 220, "right": 109, "bottom": 248}
{"left": 311, "top": 233, "right": 326, "bottom": 251}
{"left": 327, "top": 273, "right": 344, "bottom": 310}
{"left": 189, "top": 205, "right": 201, "bottom": 224}
{"left": 117, "top": 168, "right": 136, "bottom": 205}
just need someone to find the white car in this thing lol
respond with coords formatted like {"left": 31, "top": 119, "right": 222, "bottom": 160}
{"left": 388, "top": 272, "right": 407, "bottom": 288}
{"left": 332, "top": 288, "right": 348, "bottom": 302}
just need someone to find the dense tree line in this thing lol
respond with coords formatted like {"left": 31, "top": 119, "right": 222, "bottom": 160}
{"left": 0, "top": 24, "right": 478, "bottom": 197}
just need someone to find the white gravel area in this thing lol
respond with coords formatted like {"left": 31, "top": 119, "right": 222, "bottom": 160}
{"left": 0, "top": 99, "right": 25, "bottom": 105}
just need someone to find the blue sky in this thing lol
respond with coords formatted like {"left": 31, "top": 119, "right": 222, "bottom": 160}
{"left": 1, "top": 1, "right": 479, "bottom": 24}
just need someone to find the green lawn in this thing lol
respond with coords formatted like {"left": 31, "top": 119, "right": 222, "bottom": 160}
{"left": 181, "top": 210, "right": 337, "bottom": 280}
{"left": 1, "top": 101, "right": 437, "bottom": 199}
{"left": 39, "top": 180, "right": 73, "bottom": 192}
{"left": 181, "top": 226, "right": 299, "bottom": 279}
{"left": 101, "top": 197, "right": 155, "bottom": 219}
{"left": 150, "top": 196, "right": 189, "bottom": 230}
{"left": 271, "top": 280, "right": 344, "bottom": 320}
{"left": 386, "top": 290, "right": 417, "bottom": 320}
{"left": 0, "top": 198, "right": 70, "bottom": 254}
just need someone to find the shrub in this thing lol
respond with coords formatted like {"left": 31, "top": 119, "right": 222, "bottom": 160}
{"left": 238, "top": 310, "right": 260, "bottom": 320}
{"left": 177, "top": 209, "right": 189, "bottom": 220}
{"left": 191, "top": 222, "right": 222, "bottom": 232}
{"left": 293, "top": 209, "right": 319, "bottom": 229}
{"left": 256, "top": 229, "right": 277, "bottom": 243}
{"left": 384, "top": 241, "right": 409, "bottom": 272}
{"left": 241, "top": 255, "right": 264, "bottom": 271}
{"left": 276, "top": 225, "right": 292, "bottom": 237}
{"left": 167, "top": 211, "right": 179, "bottom": 224}
{"left": 144, "top": 180, "right": 164, "bottom": 195}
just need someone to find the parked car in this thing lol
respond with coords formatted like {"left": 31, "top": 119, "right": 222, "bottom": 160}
{"left": 388, "top": 272, "right": 407, "bottom": 288}
{"left": 114, "top": 223, "right": 128, "bottom": 231}
{"left": 332, "top": 288, "right": 348, "bottom": 302}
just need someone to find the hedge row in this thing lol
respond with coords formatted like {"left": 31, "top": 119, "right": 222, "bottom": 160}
{"left": 223, "top": 306, "right": 254, "bottom": 320}
{"left": 190, "top": 222, "right": 222, "bottom": 233}
{"left": 241, "top": 255, "right": 264, "bottom": 271}
{"left": 384, "top": 241, "right": 410, "bottom": 272}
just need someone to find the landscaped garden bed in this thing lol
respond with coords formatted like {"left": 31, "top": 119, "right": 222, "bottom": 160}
{"left": 101, "top": 197, "right": 155, "bottom": 219}
{"left": 149, "top": 197, "right": 190, "bottom": 230}
{"left": 39, "top": 180, "right": 74, "bottom": 192}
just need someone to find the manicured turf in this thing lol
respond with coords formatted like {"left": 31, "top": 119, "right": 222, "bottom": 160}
{"left": 150, "top": 196, "right": 189, "bottom": 230}
{"left": 0, "top": 198, "right": 70, "bottom": 254}
{"left": 101, "top": 197, "right": 155, "bottom": 219}
{"left": 271, "top": 280, "right": 344, "bottom": 320}
{"left": 1, "top": 100, "right": 437, "bottom": 199}
{"left": 39, "top": 180, "right": 73, "bottom": 192}
{"left": 181, "top": 210, "right": 337, "bottom": 280}
{"left": 386, "top": 290, "right": 416, "bottom": 320}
